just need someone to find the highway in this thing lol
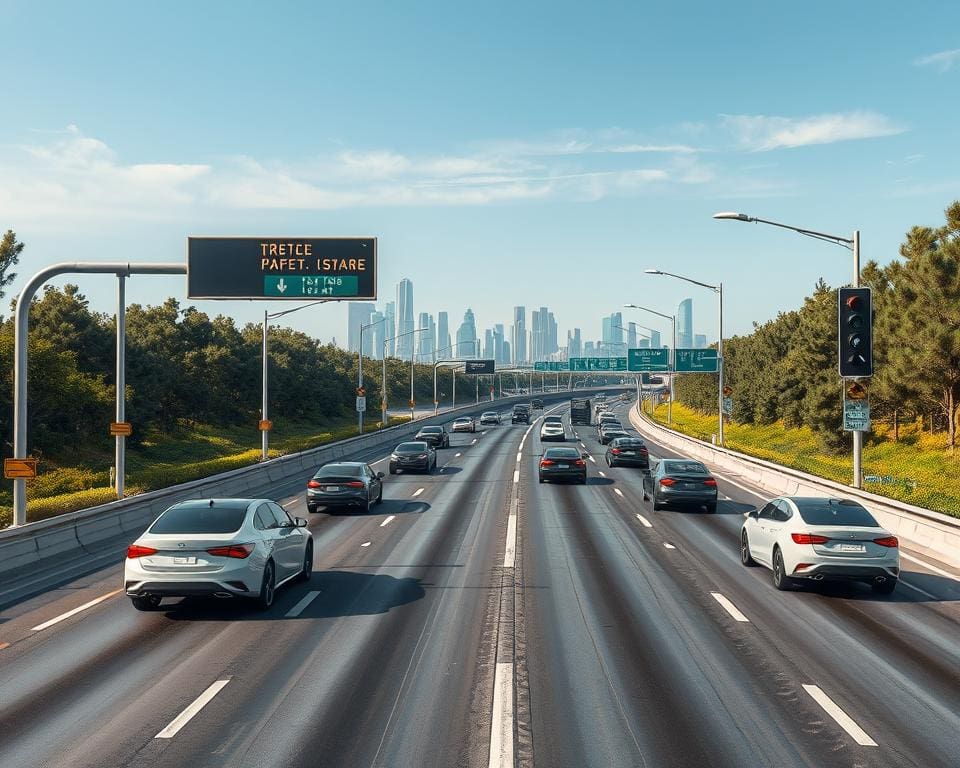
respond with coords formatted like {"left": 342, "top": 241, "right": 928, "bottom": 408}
{"left": 1, "top": 395, "right": 958, "bottom": 767}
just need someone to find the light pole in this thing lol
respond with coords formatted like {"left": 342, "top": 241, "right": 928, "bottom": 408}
{"left": 381, "top": 327, "right": 428, "bottom": 428}
{"left": 644, "top": 269, "right": 724, "bottom": 446}
{"left": 625, "top": 303, "right": 677, "bottom": 424}
{"left": 358, "top": 316, "right": 386, "bottom": 435}
{"left": 429, "top": 343, "right": 460, "bottom": 415}
{"left": 715, "top": 211, "right": 862, "bottom": 486}
{"left": 262, "top": 300, "right": 337, "bottom": 461}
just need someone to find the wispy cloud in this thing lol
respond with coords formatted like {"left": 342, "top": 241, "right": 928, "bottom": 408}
{"left": 722, "top": 111, "right": 905, "bottom": 151}
{"left": 913, "top": 48, "right": 960, "bottom": 73}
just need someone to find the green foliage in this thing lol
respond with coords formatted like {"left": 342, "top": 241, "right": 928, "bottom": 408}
{"left": 0, "top": 229, "right": 24, "bottom": 301}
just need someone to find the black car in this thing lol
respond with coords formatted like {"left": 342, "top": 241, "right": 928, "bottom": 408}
{"left": 532, "top": 398, "right": 544, "bottom": 410}
{"left": 415, "top": 425, "right": 450, "bottom": 448}
{"left": 389, "top": 441, "right": 437, "bottom": 474}
{"left": 605, "top": 437, "right": 650, "bottom": 469}
{"left": 512, "top": 404, "right": 531, "bottom": 424}
{"left": 307, "top": 461, "right": 384, "bottom": 513}
{"left": 538, "top": 446, "right": 588, "bottom": 484}
{"left": 642, "top": 458, "right": 718, "bottom": 512}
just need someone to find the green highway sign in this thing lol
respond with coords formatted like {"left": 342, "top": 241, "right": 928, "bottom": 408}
{"left": 188, "top": 237, "right": 377, "bottom": 300}
{"left": 548, "top": 361, "right": 569, "bottom": 371}
{"left": 534, "top": 362, "right": 547, "bottom": 371}
{"left": 675, "top": 348, "right": 718, "bottom": 372}
{"left": 627, "top": 348, "right": 670, "bottom": 372}
{"left": 569, "top": 357, "right": 627, "bottom": 372}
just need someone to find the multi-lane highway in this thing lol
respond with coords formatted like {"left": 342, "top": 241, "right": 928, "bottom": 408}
{"left": 0, "top": 395, "right": 958, "bottom": 767}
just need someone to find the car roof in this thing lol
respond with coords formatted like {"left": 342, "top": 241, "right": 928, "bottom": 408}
{"left": 172, "top": 498, "right": 255, "bottom": 511}
{"left": 454, "top": 416, "right": 472, "bottom": 420}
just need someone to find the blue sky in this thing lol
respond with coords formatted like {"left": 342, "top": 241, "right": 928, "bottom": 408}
{"left": 1, "top": 0, "right": 958, "bottom": 350}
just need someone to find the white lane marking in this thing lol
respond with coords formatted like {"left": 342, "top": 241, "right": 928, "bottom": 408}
{"left": 513, "top": 470, "right": 520, "bottom": 483}
{"left": 663, "top": 543, "right": 676, "bottom": 550}
{"left": 710, "top": 592, "right": 750, "bottom": 623}
{"left": 901, "top": 552, "right": 960, "bottom": 582}
{"left": 715, "top": 474, "right": 768, "bottom": 500}
{"left": 579, "top": 442, "right": 585, "bottom": 449}
{"left": 380, "top": 515, "right": 396, "bottom": 527}
{"left": 801, "top": 684, "right": 877, "bottom": 747}
{"left": 599, "top": 471, "right": 606, "bottom": 477}
{"left": 472, "top": 438, "right": 478, "bottom": 444}
{"left": 412, "top": 488, "right": 425, "bottom": 497}
{"left": 519, "top": 441, "right": 525, "bottom": 451}
{"left": 0, "top": 642, "right": 9, "bottom": 651}
{"left": 455, "top": 452, "right": 462, "bottom": 458}
{"left": 516, "top": 452, "right": 522, "bottom": 462}
{"left": 361, "top": 541, "right": 372, "bottom": 548}
{"left": 285, "top": 590, "right": 321, "bottom": 618}
{"left": 899, "top": 579, "right": 939, "bottom": 601}
{"left": 588, "top": 456, "right": 596, "bottom": 463}
{"left": 155, "top": 679, "right": 231, "bottom": 739}
{"left": 614, "top": 488, "right": 624, "bottom": 497}
{"left": 482, "top": 431, "right": 487, "bottom": 435}
{"left": 282, "top": 500, "right": 297, "bottom": 508}
{"left": 503, "top": 510, "right": 517, "bottom": 568}
{"left": 488, "top": 662, "right": 515, "bottom": 768}
{"left": 371, "top": 457, "right": 390, "bottom": 466}
{"left": 635, "top": 513, "right": 653, "bottom": 528}
{"left": 31, "top": 588, "right": 124, "bottom": 632}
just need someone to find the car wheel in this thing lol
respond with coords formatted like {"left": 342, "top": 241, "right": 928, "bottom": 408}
{"left": 772, "top": 548, "right": 794, "bottom": 591}
{"left": 389, "top": 465, "right": 396, "bottom": 475}
{"left": 872, "top": 577, "right": 897, "bottom": 595}
{"left": 307, "top": 504, "right": 318, "bottom": 514}
{"left": 706, "top": 502, "right": 717, "bottom": 513}
{"left": 740, "top": 531, "right": 757, "bottom": 567}
{"left": 255, "top": 561, "right": 276, "bottom": 610}
{"left": 538, "top": 476, "right": 544, "bottom": 484}
{"left": 297, "top": 543, "right": 313, "bottom": 582}
{"left": 131, "top": 595, "right": 161, "bottom": 611}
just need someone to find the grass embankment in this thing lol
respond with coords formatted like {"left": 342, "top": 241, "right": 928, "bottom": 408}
{"left": 0, "top": 417, "right": 406, "bottom": 528}
{"left": 648, "top": 402, "right": 960, "bottom": 519}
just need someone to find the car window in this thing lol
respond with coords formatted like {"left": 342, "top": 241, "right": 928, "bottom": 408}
{"left": 315, "top": 463, "right": 363, "bottom": 477}
{"left": 544, "top": 448, "right": 580, "bottom": 459}
{"left": 150, "top": 502, "right": 249, "bottom": 534}
{"left": 253, "top": 506, "right": 274, "bottom": 530}
{"left": 662, "top": 460, "right": 708, "bottom": 475}
{"left": 795, "top": 499, "right": 879, "bottom": 527}
{"left": 396, "top": 442, "right": 426, "bottom": 452}
{"left": 421, "top": 426, "right": 442, "bottom": 433}
{"left": 772, "top": 500, "right": 793, "bottom": 522}
{"left": 268, "top": 502, "right": 292, "bottom": 527}
{"left": 757, "top": 502, "right": 777, "bottom": 520}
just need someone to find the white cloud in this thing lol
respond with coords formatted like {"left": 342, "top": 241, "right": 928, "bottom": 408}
{"left": 913, "top": 48, "right": 960, "bottom": 73}
{"left": 608, "top": 143, "right": 698, "bottom": 154}
{"left": 722, "top": 111, "right": 905, "bottom": 151}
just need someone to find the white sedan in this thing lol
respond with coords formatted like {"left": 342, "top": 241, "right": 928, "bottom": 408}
{"left": 539, "top": 418, "right": 566, "bottom": 442}
{"left": 124, "top": 498, "right": 313, "bottom": 611}
{"left": 740, "top": 496, "right": 899, "bottom": 593}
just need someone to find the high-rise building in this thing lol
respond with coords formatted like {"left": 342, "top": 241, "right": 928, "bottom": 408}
{"left": 638, "top": 338, "right": 650, "bottom": 348}
{"left": 437, "top": 311, "right": 451, "bottom": 356}
{"left": 396, "top": 278, "right": 415, "bottom": 358}
{"left": 384, "top": 301, "right": 396, "bottom": 357}
{"left": 601, "top": 316, "right": 612, "bottom": 347}
{"left": 503, "top": 340, "right": 511, "bottom": 363}
{"left": 610, "top": 312, "right": 623, "bottom": 345}
{"left": 370, "top": 311, "right": 385, "bottom": 359}
{"left": 677, "top": 298, "right": 693, "bottom": 349}
{"left": 650, "top": 329, "right": 661, "bottom": 350}
{"left": 627, "top": 322, "right": 637, "bottom": 350}
{"left": 483, "top": 329, "right": 494, "bottom": 359}
{"left": 457, "top": 309, "right": 478, "bottom": 357}
{"left": 694, "top": 333, "right": 707, "bottom": 349}
{"left": 531, "top": 309, "right": 542, "bottom": 361}
{"left": 512, "top": 306, "right": 526, "bottom": 364}
{"left": 547, "top": 312, "right": 558, "bottom": 355}
{"left": 568, "top": 328, "right": 582, "bottom": 358}
{"left": 584, "top": 341, "right": 596, "bottom": 356}
{"left": 418, "top": 312, "right": 436, "bottom": 358}
{"left": 494, "top": 324, "right": 506, "bottom": 363}
{"left": 347, "top": 302, "right": 375, "bottom": 354}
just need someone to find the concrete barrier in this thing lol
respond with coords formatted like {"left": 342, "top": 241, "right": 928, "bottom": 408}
{"left": 629, "top": 407, "right": 960, "bottom": 569}
{"left": 0, "top": 387, "right": 621, "bottom": 607}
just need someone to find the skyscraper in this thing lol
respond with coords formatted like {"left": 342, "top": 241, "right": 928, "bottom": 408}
{"left": 547, "top": 311, "right": 558, "bottom": 355}
{"left": 483, "top": 329, "right": 494, "bottom": 359}
{"left": 694, "top": 333, "right": 707, "bottom": 349}
{"left": 627, "top": 322, "right": 637, "bottom": 350}
{"left": 531, "top": 309, "right": 542, "bottom": 361}
{"left": 396, "top": 278, "right": 415, "bottom": 357}
{"left": 610, "top": 312, "right": 623, "bottom": 345}
{"left": 650, "top": 329, "right": 661, "bottom": 350}
{"left": 678, "top": 298, "right": 693, "bottom": 349}
{"left": 384, "top": 301, "right": 396, "bottom": 357}
{"left": 512, "top": 306, "right": 526, "bottom": 364}
{"left": 456, "top": 309, "right": 477, "bottom": 357}
{"left": 569, "top": 328, "right": 582, "bottom": 358}
{"left": 494, "top": 324, "right": 506, "bottom": 363}
{"left": 370, "top": 310, "right": 385, "bottom": 359}
{"left": 437, "top": 311, "right": 451, "bottom": 356}
{"left": 347, "top": 302, "right": 375, "bottom": 354}
{"left": 418, "top": 312, "right": 435, "bottom": 358}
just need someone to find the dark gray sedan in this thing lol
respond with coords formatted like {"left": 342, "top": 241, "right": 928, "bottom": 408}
{"left": 307, "top": 462, "right": 384, "bottom": 513}
{"left": 605, "top": 437, "right": 650, "bottom": 469}
{"left": 642, "top": 458, "right": 718, "bottom": 512}
{"left": 538, "top": 446, "right": 588, "bottom": 484}
{"left": 415, "top": 425, "right": 450, "bottom": 448}
{"left": 389, "top": 441, "right": 437, "bottom": 474}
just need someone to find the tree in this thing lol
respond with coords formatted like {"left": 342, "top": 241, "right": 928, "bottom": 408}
{"left": 0, "top": 229, "right": 24, "bottom": 302}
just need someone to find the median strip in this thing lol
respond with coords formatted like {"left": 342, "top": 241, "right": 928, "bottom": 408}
{"left": 710, "top": 592, "right": 750, "bottom": 623}
{"left": 801, "top": 684, "right": 877, "bottom": 747}
{"left": 31, "top": 588, "right": 124, "bottom": 632}
{"left": 155, "top": 679, "right": 231, "bottom": 739}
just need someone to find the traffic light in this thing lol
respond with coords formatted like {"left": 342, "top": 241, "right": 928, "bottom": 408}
{"left": 838, "top": 287, "right": 873, "bottom": 377}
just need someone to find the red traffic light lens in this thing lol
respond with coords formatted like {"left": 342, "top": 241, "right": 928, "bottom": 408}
{"left": 845, "top": 295, "right": 862, "bottom": 310}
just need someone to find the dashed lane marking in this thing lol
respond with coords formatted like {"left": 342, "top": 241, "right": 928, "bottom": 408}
{"left": 513, "top": 470, "right": 520, "bottom": 483}
{"left": 901, "top": 552, "right": 960, "bottom": 582}
{"left": 361, "top": 541, "right": 371, "bottom": 548}
{"left": 635, "top": 513, "right": 652, "bottom": 528}
{"left": 588, "top": 456, "right": 596, "bottom": 463}
{"left": 614, "top": 488, "right": 623, "bottom": 497}
{"left": 155, "top": 679, "right": 231, "bottom": 739}
{"left": 380, "top": 515, "right": 396, "bottom": 527}
{"left": 31, "top": 589, "right": 124, "bottom": 632}
{"left": 663, "top": 543, "right": 676, "bottom": 550}
{"left": 801, "top": 684, "right": 877, "bottom": 747}
{"left": 598, "top": 471, "right": 606, "bottom": 477}
{"left": 285, "top": 590, "right": 321, "bottom": 618}
{"left": 455, "top": 453, "right": 462, "bottom": 458}
{"left": 710, "top": 592, "right": 750, "bottom": 623}
{"left": 412, "top": 488, "right": 425, "bottom": 497}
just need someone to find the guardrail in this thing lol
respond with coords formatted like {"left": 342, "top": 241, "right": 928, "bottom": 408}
{"left": 0, "top": 387, "right": 622, "bottom": 607}
{"left": 628, "top": 407, "right": 960, "bottom": 570}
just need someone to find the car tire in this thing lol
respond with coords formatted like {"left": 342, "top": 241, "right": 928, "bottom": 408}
{"left": 255, "top": 561, "right": 276, "bottom": 610}
{"left": 872, "top": 577, "right": 897, "bottom": 595}
{"left": 772, "top": 548, "right": 794, "bottom": 591}
{"left": 538, "top": 476, "right": 544, "bottom": 484}
{"left": 131, "top": 595, "right": 161, "bottom": 611}
{"left": 307, "top": 504, "right": 318, "bottom": 514}
{"left": 297, "top": 543, "right": 313, "bottom": 582}
{"left": 389, "top": 466, "right": 396, "bottom": 475}
{"left": 740, "top": 531, "right": 757, "bottom": 567}
{"left": 706, "top": 502, "right": 717, "bottom": 513}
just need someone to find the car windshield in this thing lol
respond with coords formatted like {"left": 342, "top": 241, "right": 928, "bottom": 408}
{"left": 315, "top": 463, "right": 363, "bottom": 477}
{"left": 544, "top": 448, "right": 580, "bottom": 459}
{"left": 482, "top": 412, "right": 496, "bottom": 417}
{"left": 396, "top": 442, "right": 427, "bottom": 453}
{"left": 150, "top": 502, "right": 249, "bottom": 534}
{"left": 454, "top": 418, "right": 471, "bottom": 423}
{"left": 794, "top": 499, "right": 879, "bottom": 527}
{"left": 420, "top": 426, "right": 443, "bottom": 434}
{"left": 612, "top": 439, "right": 644, "bottom": 448}
{"left": 663, "top": 461, "right": 708, "bottom": 475}
{"left": 544, "top": 416, "right": 562, "bottom": 423}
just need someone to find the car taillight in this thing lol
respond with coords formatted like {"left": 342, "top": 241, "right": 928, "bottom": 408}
{"left": 346, "top": 481, "right": 365, "bottom": 488}
{"left": 574, "top": 459, "right": 586, "bottom": 467}
{"left": 206, "top": 544, "right": 255, "bottom": 559}
{"left": 540, "top": 459, "right": 555, "bottom": 466}
{"left": 791, "top": 533, "right": 830, "bottom": 545}
{"left": 659, "top": 478, "right": 676, "bottom": 486}
{"left": 307, "top": 479, "right": 322, "bottom": 488}
{"left": 794, "top": 563, "right": 813, "bottom": 572}
{"left": 639, "top": 448, "right": 648, "bottom": 455}
{"left": 703, "top": 478, "right": 717, "bottom": 487}
{"left": 126, "top": 544, "right": 157, "bottom": 559}
{"left": 873, "top": 536, "right": 899, "bottom": 548}
{"left": 610, "top": 449, "right": 621, "bottom": 455}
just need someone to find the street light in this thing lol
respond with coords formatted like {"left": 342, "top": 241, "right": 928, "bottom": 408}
{"left": 714, "top": 210, "right": 862, "bottom": 486}
{"left": 381, "top": 327, "right": 429, "bottom": 428}
{"left": 262, "top": 300, "right": 338, "bottom": 461}
{"left": 427, "top": 340, "right": 479, "bottom": 414}
{"left": 624, "top": 303, "right": 677, "bottom": 424}
{"left": 357, "top": 316, "right": 386, "bottom": 435}
{"left": 645, "top": 268, "right": 724, "bottom": 446}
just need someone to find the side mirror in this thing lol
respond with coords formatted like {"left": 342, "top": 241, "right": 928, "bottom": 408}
{"left": 748, "top": 509, "right": 759, "bottom": 519}
{"left": 377, "top": 471, "right": 385, "bottom": 479}
{"left": 296, "top": 517, "right": 308, "bottom": 528}
{"left": 581, "top": 452, "right": 589, "bottom": 459}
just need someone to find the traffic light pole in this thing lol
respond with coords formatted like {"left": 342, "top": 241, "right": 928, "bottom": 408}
{"left": 852, "top": 230, "right": 862, "bottom": 489}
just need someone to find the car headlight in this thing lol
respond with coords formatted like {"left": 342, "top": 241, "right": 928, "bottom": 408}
{"left": 418, "top": 454, "right": 428, "bottom": 459}
{"left": 391, "top": 454, "right": 400, "bottom": 460}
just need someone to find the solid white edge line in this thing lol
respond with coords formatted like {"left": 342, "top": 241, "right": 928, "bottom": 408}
{"left": 715, "top": 474, "right": 768, "bottom": 500}
{"left": 516, "top": 452, "right": 522, "bottom": 462}
{"left": 285, "top": 590, "right": 321, "bottom": 618}
{"left": 379, "top": 515, "right": 396, "bottom": 527}
{"left": 513, "top": 470, "right": 520, "bottom": 483}
{"left": 503, "top": 513, "right": 517, "bottom": 568}
{"left": 155, "top": 679, "right": 231, "bottom": 739}
{"left": 899, "top": 579, "right": 939, "bottom": 601}
{"left": 412, "top": 488, "right": 425, "bottom": 497}
{"left": 488, "top": 662, "right": 515, "bottom": 768}
{"left": 900, "top": 552, "right": 960, "bottom": 582}
{"left": 281, "top": 500, "right": 297, "bottom": 508}
{"left": 635, "top": 513, "right": 653, "bottom": 528}
{"left": 801, "top": 684, "right": 877, "bottom": 746}
{"left": 31, "top": 588, "right": 124, "bottom": 632}
{"left": 710, "top": 592, "right": 750, "bottom": 623}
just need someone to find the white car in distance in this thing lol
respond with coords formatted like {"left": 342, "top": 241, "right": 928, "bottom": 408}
{"left": 539, "top": 415, "right": 566, "bottom": 442}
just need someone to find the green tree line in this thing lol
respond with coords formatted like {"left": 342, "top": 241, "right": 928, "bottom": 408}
{"left": 674, "top": 201, "right": 960, "bottom": 454}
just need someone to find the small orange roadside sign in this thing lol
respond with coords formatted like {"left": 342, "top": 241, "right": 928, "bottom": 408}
{"left": 4, "top": 458, "right": 38, "bottom": 479}
{"left": 258, "top": 419, "right": 273, "bottom": 431}
{"left": 109, "top": 422, "right": 133, "bottom": 436}
{"left": 846, "top": 382, "right": 868, "bottom": 400}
